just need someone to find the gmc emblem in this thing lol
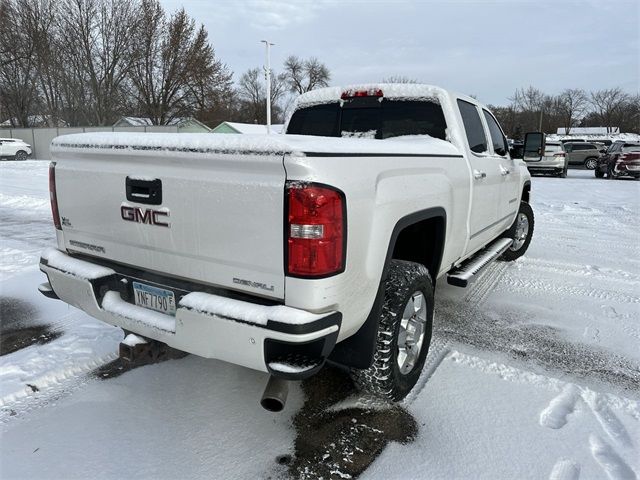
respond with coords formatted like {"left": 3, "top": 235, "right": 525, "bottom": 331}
{"left": 121, "top": 206, "right": 170, "bottom": 228}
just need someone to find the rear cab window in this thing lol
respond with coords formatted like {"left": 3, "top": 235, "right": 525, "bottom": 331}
{"left": 286, "top": 99, "right": 447, "bottom": 141}
{"left": 457, "top": 99, "right": 487, "bottom": 154}
{"left": 544, "top": 143, "right": 564, "bottom": 154}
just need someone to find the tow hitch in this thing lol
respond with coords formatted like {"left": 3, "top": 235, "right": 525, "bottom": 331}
{"left": 119, "top": 333, "right": 187, "bottom": 366}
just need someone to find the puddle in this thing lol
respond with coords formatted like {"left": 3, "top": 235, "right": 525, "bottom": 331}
{"left": 289, "top": 367, "right": 417, "bottom": 479}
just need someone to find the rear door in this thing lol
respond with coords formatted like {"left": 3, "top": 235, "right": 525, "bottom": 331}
{"left": 457, "top": 99, "right": 502, "bottom": 254}
{"left": 482, "top": 109, "right": 520, "bottom": 226}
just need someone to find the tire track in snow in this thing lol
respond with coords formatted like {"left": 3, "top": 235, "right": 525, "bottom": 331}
{"left": 0, "top": 351, "right": 118, "bottom": 425}
{"left": 463, "top": 262, "right": 507, "bottom": 307}
{"left": 495, "top": 273, "right": 640, "bottom": 305}
{"left": 403, "top": 335, "right": 450, "bottom": 406}
{"left": 517, "top": 258, "right": 640, "bottom": 285}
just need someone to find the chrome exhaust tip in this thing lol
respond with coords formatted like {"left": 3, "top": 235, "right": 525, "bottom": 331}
{"left": 260, "top": 376, "right": 289, "bottom": 412}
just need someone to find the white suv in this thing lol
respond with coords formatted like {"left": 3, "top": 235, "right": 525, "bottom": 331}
{"left": 0, "top": 138, "right": 32, "bottom": 160}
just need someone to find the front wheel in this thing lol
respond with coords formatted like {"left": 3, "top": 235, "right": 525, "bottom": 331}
{"left": 595, "top": 168, "right": 604, "bottom": 178}
{"left": 500, "top": 201, "right": 534, "bottom": 262}
{"left": 584, "top": 157, "right": 598, "bottom": 170}
{"left": 14, "top": 151, "right": 28, "bottom": 161}
{"left": 351, "top": 260, "right": 433, "bottom": 402}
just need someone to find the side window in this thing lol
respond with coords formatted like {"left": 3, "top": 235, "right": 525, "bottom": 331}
{"left": 482, "top": 110, "right": 508, "bottom": 156}
{"left": 457, "top": 99, "right": 487, "bottom": 154}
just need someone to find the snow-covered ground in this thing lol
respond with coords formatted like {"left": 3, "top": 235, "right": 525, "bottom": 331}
{"left": 0, "top": 161, "right": 638, "bottom": 479}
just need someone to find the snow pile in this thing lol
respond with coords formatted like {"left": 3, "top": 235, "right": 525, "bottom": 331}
{"left": 180, "top": 292, "right": 328, "bottom": 326}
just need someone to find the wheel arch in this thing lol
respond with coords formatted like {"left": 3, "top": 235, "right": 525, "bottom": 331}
{"left": 328, "top": 207, "right": 446, "bottom": 369}
{"left": 522, "top": 181, "right": 531, "bottom": 203}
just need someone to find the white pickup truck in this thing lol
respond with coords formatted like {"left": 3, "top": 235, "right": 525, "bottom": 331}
{"left": 40, "top": 84, "right": 539, "bottom": 410}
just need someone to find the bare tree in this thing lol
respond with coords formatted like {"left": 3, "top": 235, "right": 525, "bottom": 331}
{"left": 0, "top": 0, "right": 41, "bottom": 126}
{"left": 128, "top": 2, "right": 231, "bottom": 125}
{"left": 557, "top": 88, "right": 588, "bottom": 134}
{"left": 58, "top": 0, "right": 142, "bottom": 126}
{"left": 382, "top": 76, "right": 418, "bottom": 84}
{"left": 282, "top": 55, "right": 330, "bottom": 94}
{"left": 589, "top": 88, "right": 630, "bottom": 133}
{"left": 236, "top": 67, "right": 287, "bottom": 124}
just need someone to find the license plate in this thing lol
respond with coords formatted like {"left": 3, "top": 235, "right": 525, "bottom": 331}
{"left": 132, "top": 281, "right": 176, "bottom": 316}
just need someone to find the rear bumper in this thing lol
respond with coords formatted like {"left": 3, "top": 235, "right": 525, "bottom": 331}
{"left": 39, "top": 248, "right": 340, "bottom": 379}
{"left": 525, "top": 165, "right": 564, "bottom": 174}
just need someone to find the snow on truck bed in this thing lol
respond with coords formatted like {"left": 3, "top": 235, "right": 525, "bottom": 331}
{"left": 50, "top": 131, "right": 459, "bottom": 158}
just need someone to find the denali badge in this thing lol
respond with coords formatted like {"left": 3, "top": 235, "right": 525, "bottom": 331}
{"left": 121, "top": 206, "right": 170, "bottom": 227}
{"left": 233, "top": 277, "right": 275, "bottom": 292}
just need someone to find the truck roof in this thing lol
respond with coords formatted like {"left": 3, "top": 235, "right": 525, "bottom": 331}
{"left": 295, "top": 83, "right": 471, "bottom": 109}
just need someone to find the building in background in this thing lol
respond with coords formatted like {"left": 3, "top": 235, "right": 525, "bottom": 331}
{"left": 113, "top": 117, "right": 210, "bottom": 133}
{"left": 212, "top": 122, "right": 283, "bottom": 134}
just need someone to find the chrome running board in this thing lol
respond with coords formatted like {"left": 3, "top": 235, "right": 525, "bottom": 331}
{"left": 447, "top": 238, "right": 513, "bottom": 288}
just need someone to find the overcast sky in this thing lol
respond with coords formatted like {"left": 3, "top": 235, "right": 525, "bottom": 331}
{"left": 160, "top": 0, "right": 639, "bottom": 105}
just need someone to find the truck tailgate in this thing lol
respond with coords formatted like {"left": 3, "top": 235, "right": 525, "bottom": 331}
{"left": 51, "top": 133, "right": 288, "bottom": 299}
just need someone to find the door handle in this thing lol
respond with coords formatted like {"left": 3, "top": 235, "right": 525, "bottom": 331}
{"left": 500, "top": 166, "right": 511, "bottom": 176}
{"left": 473, "top": 170, "right": 487, "bottom": 179}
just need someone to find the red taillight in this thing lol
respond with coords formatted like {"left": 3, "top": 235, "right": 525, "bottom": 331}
{"left": 286, "top": 183, "right": 346, "bottom": 277}
{"left": 621, "top": 152, "right": 640, "bottom": 161}
{"left": 340, "top": 88, "right": 384, "bottom": 100}
{"left": 553, "top": 152, "right": 566, "bottom": 157}
{"left": 49, "top": 163, "right": 61, "bottom": 230}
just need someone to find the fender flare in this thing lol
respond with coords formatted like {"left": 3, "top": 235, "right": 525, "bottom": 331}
{"left": 328, "top": 207, "right": 446, "bottom": 369}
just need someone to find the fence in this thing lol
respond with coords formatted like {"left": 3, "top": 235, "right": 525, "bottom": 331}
{"left": 0, "top": 125, "right": 192, "bottom": 160}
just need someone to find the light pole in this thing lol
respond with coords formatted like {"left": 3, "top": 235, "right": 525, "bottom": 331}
{"left": 261, "top": 40, "right": 275, "bottom": 134}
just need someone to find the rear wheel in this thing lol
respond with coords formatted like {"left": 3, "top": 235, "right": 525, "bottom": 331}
{"left": 584, "top": 157, "right": 598, "bottom": 170}
{"left": 500, "top": 201, "right": 534, "bottom": 262}
{"left": 351, "top": 260, "right": 433, "bottom": 402}
{"left": 595, "top": 168, "right": 604, "bottom": 178}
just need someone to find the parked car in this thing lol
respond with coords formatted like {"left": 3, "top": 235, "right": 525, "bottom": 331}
{"left": 0, "top": 138, "right": 32, "bottom": 160}
{"left": 39, "top": 83, "right": 535, "bottom": 409}
{"left": 595, "top": 142, "right": 640, "bottom": 179}
{"left": 563, "top": 142, "right": 601, "bottom": 169}
{"left": 523, "top": 141, "right": 568, "bottom": 177}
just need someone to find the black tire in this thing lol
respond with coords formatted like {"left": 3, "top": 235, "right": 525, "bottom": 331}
{"left": 595, "top": 168, "right": 604, "bottom": 178}
{"left": 351, "top": 260, "right": 434, "bottom": 402}
{"left": 500, "top": 201, "right": 534, "bottom": 262}
{"left": 559, "top": 167, "right": 567, "bottom": 178}
{"left": 14, "top": 150, "right": 28, "bottom": 161}
{"left": 584, "top": 157, "right": 598, "bottom": 170}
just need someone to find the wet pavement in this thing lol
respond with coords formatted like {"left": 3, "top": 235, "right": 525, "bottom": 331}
{"left": 0, "top": 297, "right": 62, "bottom": 356}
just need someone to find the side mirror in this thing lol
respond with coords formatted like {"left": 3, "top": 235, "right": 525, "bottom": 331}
{"left": 523, "top": 132, "right": 545, "bottom": 160}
